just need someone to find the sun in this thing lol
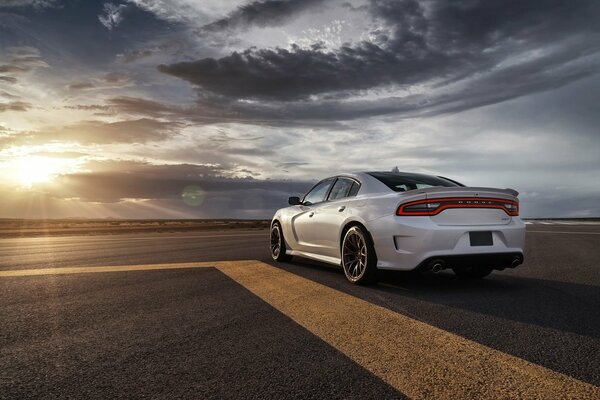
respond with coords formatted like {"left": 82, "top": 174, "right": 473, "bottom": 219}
{"left": 16, "top": 156, "right": 63, "bottom": 187}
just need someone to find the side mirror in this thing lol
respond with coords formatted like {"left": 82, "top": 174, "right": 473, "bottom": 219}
{"left": 288, "top": 196, "right": 301, "bottom": 205}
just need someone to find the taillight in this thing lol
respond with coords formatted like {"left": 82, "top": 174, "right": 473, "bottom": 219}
{"left": 397, "top": 197, "right": 519, "bottom": 216}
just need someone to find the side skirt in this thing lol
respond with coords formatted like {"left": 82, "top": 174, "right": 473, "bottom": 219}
{"left": 287, "top": 250, "right": 341, "bottom": 267}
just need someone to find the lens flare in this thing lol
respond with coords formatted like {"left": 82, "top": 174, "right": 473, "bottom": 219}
{"left": 182, "top": 185, "right": 205, "bottom": 207}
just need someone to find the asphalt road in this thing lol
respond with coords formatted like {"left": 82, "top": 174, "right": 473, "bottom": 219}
{"left": 1, "top": 222, "right": 599, "bottom": 399}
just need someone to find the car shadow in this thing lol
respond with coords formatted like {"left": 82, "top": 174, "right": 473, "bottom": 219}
{"left": 264, "top": 257, "right": 600, "bottom": 386}
{"left": 266, "top": 257, "right": 600, "bottom": 340}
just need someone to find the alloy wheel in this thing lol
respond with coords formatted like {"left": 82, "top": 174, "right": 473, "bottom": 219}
{"left": 342, "top": 229, "right": 368, "bottom": 281}
{"left": 270, "top": 225, "right": 281, "bottom": 259}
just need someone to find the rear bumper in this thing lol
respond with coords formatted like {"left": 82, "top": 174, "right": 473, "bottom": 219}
{"left": 367, "top": 215, "right": 526, "bottom": 271}
{"left": 415, "top": 252, "right": 524, "bottom": 272}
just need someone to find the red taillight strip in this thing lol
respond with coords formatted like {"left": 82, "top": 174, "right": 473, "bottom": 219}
{"left": 397, "top": 197, "right": 519, "bottom": 217}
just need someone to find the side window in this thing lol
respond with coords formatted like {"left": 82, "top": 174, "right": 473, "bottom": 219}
{"left": 415, "top": 183, "right": 434, "bottom": 189}
{"left": 303, "top": 179, "right": 334, "bottom": 205}
{"left": 348, "top": 181, "right": 360, "bottom": 197}
{"left": 328, "top": 178, "right": 356, "bottom": 201}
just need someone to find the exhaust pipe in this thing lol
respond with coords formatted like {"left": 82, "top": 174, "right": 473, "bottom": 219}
{"left": 511, "top": 257, "right": 522, "bottom": 268}
{"left": 429, "top": 259, "right": 445, "bottom": 273}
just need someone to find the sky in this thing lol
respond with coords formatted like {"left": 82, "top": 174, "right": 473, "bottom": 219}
{"left": 0, "top": 0, "right": 599, "bottom": 219}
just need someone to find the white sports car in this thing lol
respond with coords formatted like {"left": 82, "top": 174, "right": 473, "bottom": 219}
{"left": 270, "top": 171, "right": 525, "bottom": 284}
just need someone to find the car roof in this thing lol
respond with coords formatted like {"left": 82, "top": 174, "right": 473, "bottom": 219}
{"left": 365, "top": 171, "right": 438, "bottom": 178}
{"left": 322, "top": 171, "right": 462, "bottom": 194}
{"left": 334, "top": 171, "right": 444, "bottom": 181}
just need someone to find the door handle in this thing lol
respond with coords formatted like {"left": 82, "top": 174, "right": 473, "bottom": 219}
{"left": 309, "top": 212, "right": 315, "bottom": 217}
{"left": 338, "top": 206, "right": 346, "bottom": 212}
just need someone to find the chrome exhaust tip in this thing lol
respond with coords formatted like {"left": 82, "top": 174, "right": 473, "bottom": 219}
{"left": 511, "top": 257, "right": 522, "bottom": 268}
{"left": 430, "top": 260, "right": 445, "bottom": 273}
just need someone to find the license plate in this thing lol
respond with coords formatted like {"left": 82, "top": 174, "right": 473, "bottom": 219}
{"left": 470, "top": 231, "right": 493, "bottom": 246}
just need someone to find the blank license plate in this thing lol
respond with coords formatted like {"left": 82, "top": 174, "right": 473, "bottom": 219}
{"left": 469, "top": 231, "right": 493, "bottom": 246}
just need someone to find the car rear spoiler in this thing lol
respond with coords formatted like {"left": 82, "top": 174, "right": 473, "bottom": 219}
{"left": 412, "top": 186, "right": 519, "bottom": 197}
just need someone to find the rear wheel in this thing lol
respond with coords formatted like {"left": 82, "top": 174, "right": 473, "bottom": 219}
{"left": 452, "top": 266, "right": 493, "bottom": 279}
{"left": 270, "top": 222, "right": 292, "bottom": 262}
{"left": 341, "top": 226, "right": 378, "bottom": 285}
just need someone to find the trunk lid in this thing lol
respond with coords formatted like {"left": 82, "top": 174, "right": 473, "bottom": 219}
{"left": 413, "top": 186, "right": 519, "bottom": 226}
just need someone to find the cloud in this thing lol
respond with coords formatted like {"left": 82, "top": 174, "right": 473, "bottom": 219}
{"left": 1, "top": 0, "right": 598, "bottom": 219}
{"left": 14, "top": 154, "right": 599, "bottom": 218}
{"left": 159, "top": 43, "right": 405, "bottom": 101}
{"left": 36, "top": 160, "right": 312, "bottom": 215}
{"left": 0, "top": 46, "right": 48, "bottom": 84}
{"left": 106, "top": 96, "right": 179, "bottom": 116}
{"left": 0, "top": 76, "right": 18, "bottom": 84}
{"left": 98, "top": 2, "right": 129, "bottom": 31}
{"left": 67, "top": 82, "right": 96, "bottom": 90}
{"left": 201, "top": 0, "right": 326, "bottom": 33}
{"left": 125, "top": 0, "right": 250, "bottom": 24}
{"left": 0, "top": 89, "right": 19, "bottom": 99}
{"left": 64, "top": 104, "right": 113, "bottom": 112}
{"left": 105, "top": 96, "right": 241, "bottom": 123}
{"left": 103, "top": 71, "right": 131, "bottom": 84}
{"left": 12, "top": 118, "right": 183, "bottom": 146}
{"left": 0, "top": 0, "right": 55, "bottom": 8}
{"left": 0, "top": 64, "right": 29, "bottom": 73}
{"left": 116, "top": 40, "right": 182, "bottom": 63}
{"left": 54, "top": 118, "right": 182, "bottom": 144}
{"left": 159, "top": 0, "right": 600, "bottom": 121}
{"left": 67, "top": 72, "right": 131, "bottom": 91}
{"left": 30, "top": 151, "right": 89, "bottom": 158}
{"left": 0, "top": 101, "right": 31, "bottom": 112}
{"left": 100, "top": 95, "right": 343, "bottom": 127}
{"left": 118, "top": 48, "right": 155, "bottom": 63}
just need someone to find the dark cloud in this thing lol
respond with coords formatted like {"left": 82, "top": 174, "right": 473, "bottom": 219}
{"left": 201, "top": 0, "right": 326, "bottom": 33}
{"left": 20, "top": 157, "right": 599, "bottom": 219}
{"left": 0, "top": 0, "right": 55, "bottom": 8}
{"left": 160, "top": 0, "right": 600, "bottom": 121}
{"left": 38, "top": 160, "right": 312, "bottom": 209}
{"left": 159, "top": 42, "right": 442, "bottom": 101}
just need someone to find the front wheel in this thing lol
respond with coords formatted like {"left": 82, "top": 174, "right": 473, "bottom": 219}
{"left": 452, "top": 266, "right": 493, "bottom": 279}
{"left": 270, "top": 222, "right": 292, "bottom": 262}
{"left": 341, "top": 226, "right": 378, "bottom": 285}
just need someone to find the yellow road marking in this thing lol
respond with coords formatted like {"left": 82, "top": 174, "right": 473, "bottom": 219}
{"left": 2, "top": 260, "right": 599, "bottom": 399}
{"left": 220, "top": 262, "right": 600, "bottom": 399}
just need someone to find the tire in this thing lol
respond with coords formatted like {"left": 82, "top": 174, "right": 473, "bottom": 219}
{"left": 270, "top": 222, "right": 292, "bottom": 262}
{"left": 341, "top": 226, "right": 378, "bottom": 285}
{"left": 452, "top": 266, "right": 493, "bottom": 279}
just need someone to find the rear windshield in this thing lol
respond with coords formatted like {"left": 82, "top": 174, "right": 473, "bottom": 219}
{"left": 367, "top": 172, "right": 462, "bottom": 192}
